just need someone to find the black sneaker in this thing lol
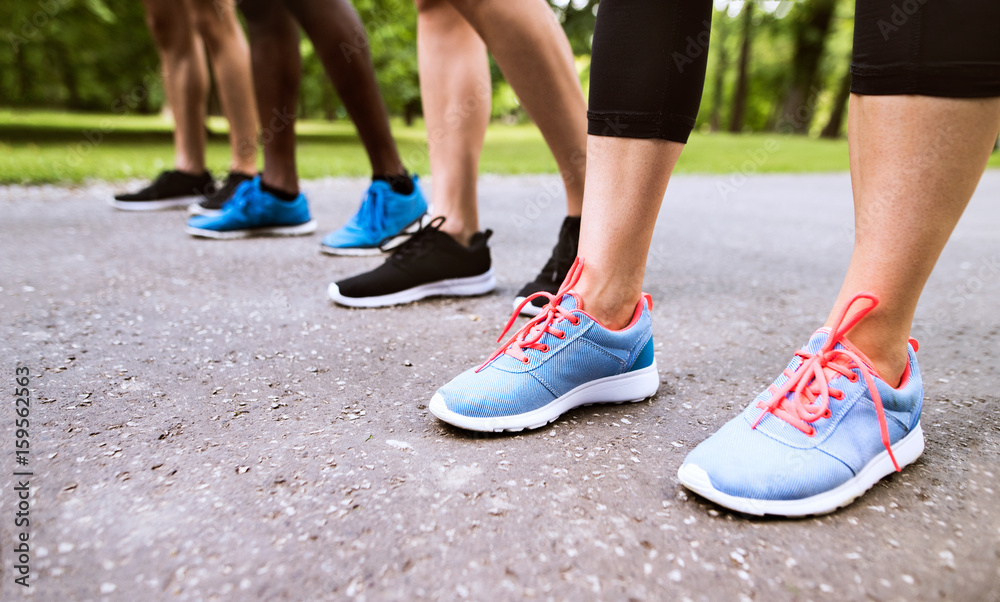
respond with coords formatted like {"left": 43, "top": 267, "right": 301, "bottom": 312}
{"left": 188, "top": 171, "right": 255, "bottom": 217}
{"left": 110, "top": 170, "right": 215, "bottom": 211}
{"left": 513, "top": 215, "right": 581, "bottom": 317}
{"left": 328, "top": 217, "right": 496, "bottom": 308}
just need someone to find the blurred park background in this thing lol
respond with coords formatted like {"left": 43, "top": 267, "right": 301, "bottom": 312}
{"left": 2, "top": 0, "right": 998, "bottom": 185}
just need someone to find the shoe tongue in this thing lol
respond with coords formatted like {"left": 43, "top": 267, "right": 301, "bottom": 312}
{"left": 808, "top": 328, "right": 879, "bottom": 375}
{"left": 804, "top": 329, "right": 831, "bottom": 354}
{"left": 555, "top": 291, "right": 582, "bottom": 311}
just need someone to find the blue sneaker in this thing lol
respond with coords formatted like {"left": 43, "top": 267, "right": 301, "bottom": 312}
{"left": 321, "top": 176, "right": 428, "bottom": 256}
{"left": 186, "top": 176, "right": 317, "bottom": 239}
{"left": 429, "top": 258, "right": 659, "bottom": 432}
{"left": 678, "top": 293, "right": 925, "bottom": 517}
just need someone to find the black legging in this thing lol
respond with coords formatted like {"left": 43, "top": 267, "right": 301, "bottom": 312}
{"left": 587, "top": 0, "right": 713, "bottom": 143}
{"left": 587, "top": 0, "right": 1000, "bottom": 143}
{"left": 852, "top": 0, "right": 1000, "bottom": 97}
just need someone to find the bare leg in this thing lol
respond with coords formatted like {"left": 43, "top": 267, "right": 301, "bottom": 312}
{"left": 447, "top": 0, "right": 587, "bottom": 217}
{"left": 283, "top": 0, "right": 406, "bottom": 178}
{"left": 416, "top": 0, "right": 491, "bottom": 246}
{"left": 240, "top": 0, "right": 301, "bottom": 194}
{"left": 143, "top": 0, "right": 209, "bottom": 174}
{"left": 826, "top": 95, "right": 1000, "bottom": 385}
{"left": 572, "top": 137, "right": 684, "bottom": 329}
{"left": 190, "top": 0, "right": 259, "bottom": 175}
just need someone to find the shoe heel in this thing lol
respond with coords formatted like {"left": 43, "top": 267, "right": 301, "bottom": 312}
{"left": 444, "top": 270, "right": 497, "bottom": 297}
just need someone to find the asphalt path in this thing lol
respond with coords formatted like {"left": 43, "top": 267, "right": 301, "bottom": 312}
{"left": 2, "top": 172, "right": 998, "bottom": 600}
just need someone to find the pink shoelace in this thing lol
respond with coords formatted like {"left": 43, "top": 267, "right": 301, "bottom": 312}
{"left": 476, "top": 257, "right": 587, "bottom": 372}
{"left": 751, "top": 292, "right": 902, "bottom": 471}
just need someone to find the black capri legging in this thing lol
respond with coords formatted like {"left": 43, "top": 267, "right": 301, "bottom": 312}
{"left": 587, "top": 0, "right": 1000, "bottom": 144}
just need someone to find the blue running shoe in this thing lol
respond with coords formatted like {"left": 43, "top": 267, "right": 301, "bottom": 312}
{"left": 678, "top": 293, "right": 925, "bottom": 517}
{"left": 186, "top": 176, "right": 317, "bottom": 239}
{"left": 429, "top": 258, "right": 659, "bottom": 432}
{"left": 321, "top": 176, "right": 428, "bottom": 256}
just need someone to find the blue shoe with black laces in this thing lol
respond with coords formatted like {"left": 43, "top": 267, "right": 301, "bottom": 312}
{"left": 678, "top": 293, "right": 925, "bottom": 517}
{"left": 321, "top": 176, "right": 428, "bottom": 256}
{"left": 429, "top": 258, "right": 659, "bottom": 432}
{"left": 186, "top": 176, "right": 316, "bottom": 239}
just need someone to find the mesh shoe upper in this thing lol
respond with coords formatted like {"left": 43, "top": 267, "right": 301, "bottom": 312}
{"left": 682, "top": 320, "right": 923, "bottom": 502}
{"left": 321, "top": 177, "right": 428, "bottom": 251}
{"left": 186, "top": 176, "right": 311, "bottom": 232}
{"left": 333, "top": 217, "right": 491, "bottom": 299}
{"left": 115, "top": 170, "right": 214, "bottom": 201}
{"left": 436, "top": 259, "right": 655, "bottom": 420}
{"left": 197, "top": 171, "right": 255, "bottom": 210}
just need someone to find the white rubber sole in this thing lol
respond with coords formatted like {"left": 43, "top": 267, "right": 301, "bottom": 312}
{"left": 429, "top": 361, "right": 659, "bottom": 432}
{"left": 186, "top": 220, "right": 317, "bottom": 240}
{"left": 319, "top": 213, "right": 430, "bottom": 257}
{"left": 328, "top": 269, "right": 496, "bottom": 308}
{"left": 187, "top": 202, "right": 222, "bottom": 217}
{"left": 319, "top": 245, "right": 384, "bottom": 257}
{"left": 109, "top": 195, "right": 201, "bottom": 211}
{"left": 513, "top": 296, "right": 544, "bottom": 317}
{"left": 677, "top": 423, "right": 925, "bottom": 517}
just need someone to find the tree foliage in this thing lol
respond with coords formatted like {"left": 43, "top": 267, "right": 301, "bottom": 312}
{"left": 0, "top": 0, "right": 856, "bottom": 137}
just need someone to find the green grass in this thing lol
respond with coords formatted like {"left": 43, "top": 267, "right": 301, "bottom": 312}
{"left": 2, "top": 108, "right": 998, "bottom": 184}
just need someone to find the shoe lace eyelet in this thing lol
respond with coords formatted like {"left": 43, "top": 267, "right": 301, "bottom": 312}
{"left": 540, "top": 344, "right": 549, "bottom": 353}
{"left": 823, "top": 409, "right": 832, "bottom": 419}
{"left": 521, "top": 357, "right": 530, "bottom": 364}
{"left": 556, "top": 332, "right": 566, "bottom": 339}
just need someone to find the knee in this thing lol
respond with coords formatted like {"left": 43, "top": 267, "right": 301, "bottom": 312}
{"left": 191, "top": 0, "right": 239, "bottom": 50}
{"left": 415, "top": 0, "right": 448, "bottom": 14}
{"left": 144, "top": 5, "right": 188, "bottom": 49}
{"left": 237, "top": 0, "right": 273, "bottom": 24}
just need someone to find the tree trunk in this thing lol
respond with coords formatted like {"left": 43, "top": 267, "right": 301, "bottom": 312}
{"left": 778, "top": 0, "right": 837, "bottom": 134}
{"left": 51, "top": 42, "right": 82, "bottom": 108}
{"left": 319, "top": 81, "right": 336, "bottom": 121}
{"left": 404, "top": 101, "right": 418, "bottom": 127}
{"left": 820, "top": 68, "right": 851, "bottom": 139}
{"left": 708, "top": 19, "right": 729, "bottom": 132}
{"left": 728, "top": 1, "right": 753, "bottom": 133}
{"left": 14, "top": 46, "right": 32, "bottom": 103}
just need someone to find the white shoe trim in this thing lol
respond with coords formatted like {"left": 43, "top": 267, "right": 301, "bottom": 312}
{"left": 186, "top": 220, "right": 317, "bottom": 239}
{"left": 109, "top": 195, "right": 201, "bottom": 211}
{"left": 319, "top": 213, "right": 429, "bottom": 256}
{"left": 327, "top": 269, "right": 496, "bottom": 308}
{"left": 429, "top": 361, "right": 659, "bottom": 432}
{"left": 187, "top": 202, "right": 222, "bottom": 217}
{"left": 319, "top": 244, "right": 385, "bottom": 257}
{"left": 513, "top": 296, "right": 544, "bottom": 317}
{"left": 677, "top": 422, "right": 925, "bottom": 517}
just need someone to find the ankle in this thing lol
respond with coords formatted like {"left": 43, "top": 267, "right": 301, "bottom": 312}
{"left": 232, "top": 163, "right": 257, "bottom": 177}
{"left": 372, "top": 158, "right": 406, "bottom": 180}
{"left": 573, "top": 278, "right": 640, "bottom": 331}
{"left": 260, "top": 170, "right": 298, "bottom": 196}
{"left": 437, "top": 218, "right": 477, "bottom": 248}
{"left": 842, "top": 331, "right": 910, "bottom": 388}
{"left": 373, "top": 170, "right": 414, "bottom": 196}
{"left": 259, "top": 177, "right": 299, "bottom": 201}
{"left": 861, "top": 347, "right": 909, "bottom": 388}
{"left": 174, "top": 161, "right": 206, "bottom": 175}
